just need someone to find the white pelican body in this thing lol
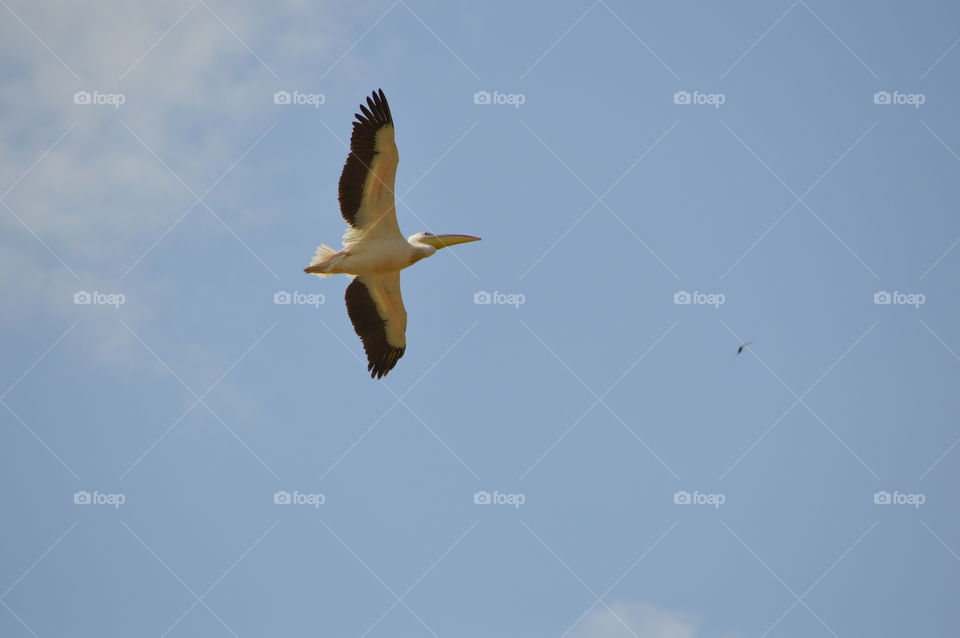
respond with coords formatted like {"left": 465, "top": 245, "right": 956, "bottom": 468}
{"left": 304, "top": 89, "right": 480, "bottom": 378}
{"left": 314, "top": 234, "right": 434, "bottom": 276}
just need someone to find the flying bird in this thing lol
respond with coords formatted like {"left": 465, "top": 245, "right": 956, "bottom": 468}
{"left": 305, "top": 89, "right": 481, "bottom": 378}
{"left": 736, "top": 342, "right": 752, "bottom": 356}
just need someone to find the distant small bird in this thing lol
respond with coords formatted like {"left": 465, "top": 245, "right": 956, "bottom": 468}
{"left": 736, "top": 342, "right": 752, "bottom": 356}
{"left": 304, "top": 89, "right": 481, "bottom": 378}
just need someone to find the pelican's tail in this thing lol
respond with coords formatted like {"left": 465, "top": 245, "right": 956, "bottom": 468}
{"left": 304, "top": 244, "right": 337, "bottom": 277}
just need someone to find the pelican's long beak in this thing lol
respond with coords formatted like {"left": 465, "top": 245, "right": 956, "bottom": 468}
{"left": 421, "top": 234, "right": 481, "bottom": 249}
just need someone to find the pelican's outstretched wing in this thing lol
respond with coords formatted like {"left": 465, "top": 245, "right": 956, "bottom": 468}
{"left": 344, "top": 273, "right": 407, "bottom": 378}
{"left": 338, "top": 89, "right": 401, "bottom": 243}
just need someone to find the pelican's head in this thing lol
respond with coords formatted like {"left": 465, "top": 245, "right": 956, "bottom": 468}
{"left": 408, "top": 232, "right": 482, "bottom": 251}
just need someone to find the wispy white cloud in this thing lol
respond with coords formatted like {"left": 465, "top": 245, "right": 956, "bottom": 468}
{"left": 571, "top": 601, "right": 702, "bottom": 638}
{"left": 0, "top": 0, "right": 376, "bottom": 323}
{"left": 0, "top": 0, "right": 392, "bottom": 413}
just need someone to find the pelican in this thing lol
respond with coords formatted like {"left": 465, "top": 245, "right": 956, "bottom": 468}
{"left": 304, "top": 89, "right": 481, "bottom": 378}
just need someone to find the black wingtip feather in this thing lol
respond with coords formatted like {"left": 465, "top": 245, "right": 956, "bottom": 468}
{"left": 345, "top": 278, "right": 405, "bottom": 379}
{"left": 337, "top": 89, "right": 395, "bottom": 228}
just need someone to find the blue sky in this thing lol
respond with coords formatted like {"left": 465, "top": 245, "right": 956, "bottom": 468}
{"left": 2, "top": 0, "right": 959, "bottom": 636}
